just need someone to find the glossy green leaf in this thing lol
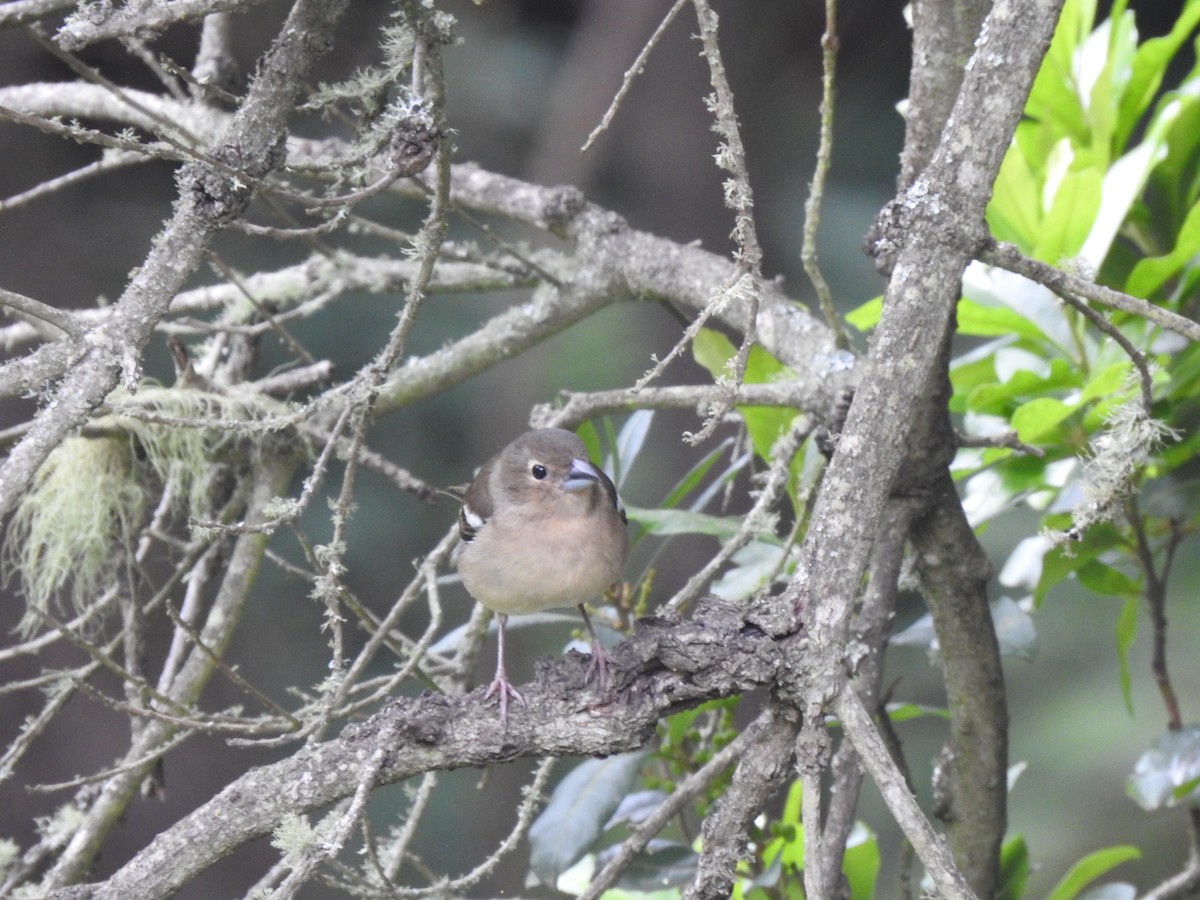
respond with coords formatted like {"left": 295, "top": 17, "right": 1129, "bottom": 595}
{"left": 966, "top": 358, "right": 1078, "bottom": 413}
{"left": 998, "top": 834, "right": 1031, "bottom": 900}
{"left": 885, "top": 703, "right": 950, "bottom": 723}
{"left": 1035, "top": 523, "right": 1124, "bottom": 604}
{"left": 1044, "top": 845, "right": 1141, "bottom": 900}
{"left": 1079, "top": 362, "right": 1132, "bottom": 404}
{"left": 692, "top": 329, "right": 798, "bottom": 467}
{"left": 950, "top": 354, "right": 999, "bottom": 414}
{"left": 762, "top": 781, "right": 804, "bottom": 871}
{"left": 659, "top": 440, "right": 734, "bottom": 510}
{"left": 1083, "top": 7, "right": 1138, "bottom": 158}
{"left": 1126, "top": 199, "right": 1200, "bottom": 298}
{"left": 576, "top": 420, "right": 601, "bottom": 466}
{"left": 845, "top": 297, "right": 883, "bottom": 332}
{"left": 989, "top": 133, "right": 1042, "bottom": 250}
{"left": 1075, "top": 560, "right": 1140, "bottom": 598}
{"left": 843, "top": 822, "right": 879, "bottom": 900}
{"left": 1081, "top": 89, "right": 1182, "bottom": 268}
{"left": 1012, "top": 397, "right": 1078, "bottom": 443}
{"left": 1035, "top": 164, "right": 1104, "bottom": 262}
{"left": 1025, "top": 0, "right": 1093, "bottom": 145}
{"left": 1115, "top": 0, "right": 1200, "bottom": 150}
{"left": 956, "top": 298, "right": 1050, "bottom": 342}
{"left": 625, "top": 506, "right": 751, "bottom": 541}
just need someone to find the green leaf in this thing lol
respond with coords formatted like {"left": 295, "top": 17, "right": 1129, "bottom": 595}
{"left": 843, "top": 822, "right": 879, "bottom": 900}
{"left": 989, "top": 129, "right": 1043, "bottom": 250}
{"left": 762, "top": 781, "right": 804, "bottom": 871}
{"left": 885, "top": 703, "right": 950, "bottom": 723}
{"left": 625, "top": 506, "right": 753, "bottom": 541}
{"left": 576, "top": 420, "right": 601, "bottom": 465}
{"left": 950, "top": 355, "right": 999, "bottom": 414}
{"left": 692, "top": 328, "right": 736, "bottom": 376}
{"left": 1035, "top": 523, "right": 1124, "bottom": 604}
{"left": 1012, "top": 397, "right": 1078, "bottom": 443}
{"left": 1079, "top": 362, "right": 1132, "bottom": 404}
{"left": 1044, "top": 845, "right": 1141, "bottom": 900}
{"left": 998, "top": 834, "right": 1031, "bottom": 900}
{"left": 1084, "top": 7, "right": 1138, "bottom": 158}
{"left": 660, "top": 440, "right": 733, "bottom": 510}
{"left": 1126, "top": 199, "right": 1200, "bottom": 298}
{"left": 1080, "top": 87, "right": 1181, "bottom": 268}
{"left": 1034, "top": 163, "right": 1104, "bottom": 262}
{"left": 1025, "top": 0, "right": 1093, "bottom": 145}
{"left": 529, "top": 752, "right": 648, "bottom": 885}
{"left": 956, "top": 298, "right": 1051, "bottom": 342}
{"left": 1115, "top": 0, "right": 1200, "bottom": 150}
{"left": 966, "top": 359, "right": 1078, "bottom": 415}
{"left": 845, "top": 297, "right": 883, "bottom": 332}
{"left": 691, "top": 329, "right": 798, "bottom": 467}
{"left": 1075, "top": 560, "right": 1141, "bottom": 598}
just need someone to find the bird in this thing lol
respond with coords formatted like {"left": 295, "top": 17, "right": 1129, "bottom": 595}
{"left": 453, "top": 428, "right": 629, "bottom": 723}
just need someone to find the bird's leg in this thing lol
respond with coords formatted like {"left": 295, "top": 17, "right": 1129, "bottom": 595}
{"left": 485, "top": 613, "right": 525, "bottom": 723}
{"left": 578, "top": 604, "right": 612, "bottom": 692}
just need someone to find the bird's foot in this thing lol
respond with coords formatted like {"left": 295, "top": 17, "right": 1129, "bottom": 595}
{"left": 485, "top": 675, "right": 525, "bottom": 724}
{"left": 583, "top": 640, "right": 612, "bottom": 693}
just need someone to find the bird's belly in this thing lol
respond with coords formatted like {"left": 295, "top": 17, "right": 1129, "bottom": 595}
{"left": 458, "top": 528, "right": 622, "bottom": 616}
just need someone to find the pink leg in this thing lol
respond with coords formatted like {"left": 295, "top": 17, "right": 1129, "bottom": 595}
{"left": 578, "top": 604, "right": 612, "bottom": 692}
{"left": 484, "top": 613, "right": 525, "bottom": 723}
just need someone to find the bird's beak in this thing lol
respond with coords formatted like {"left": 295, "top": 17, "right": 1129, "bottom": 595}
{"left": 563, "top": 457, "right": 602, "bottom": 492}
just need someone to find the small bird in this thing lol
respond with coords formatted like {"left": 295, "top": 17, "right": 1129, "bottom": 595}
{"left": 453, "top": 428, "right": 629, "bottom": 722}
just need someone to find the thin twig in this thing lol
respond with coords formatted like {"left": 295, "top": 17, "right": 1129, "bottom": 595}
{"left": 579, "top": 711, "right": 769, "bottom": 900}
{"left": 833, "top": 687, "right": 975, "bottom": 900}
{"left": 801, "top": 0, "right": 850, "bottom": 348}
{"left": 581, "top": 0, "right": 690, "bottom": 152}
{"left": 980, "top": 240, "right": 1200, "bottom": 344}
{"left": 665, "top": 415, "right": 810, "bottom": 614}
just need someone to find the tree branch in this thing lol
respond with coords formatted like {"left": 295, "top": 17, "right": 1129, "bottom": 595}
{"left": 48, "top": 596, "right": 803, "bottom": 900}
{"left": 789, "top": 0, "right": 1061, "bottom": 894}
{"left": 0, "top": 0, "right": 350, "bottom": 523}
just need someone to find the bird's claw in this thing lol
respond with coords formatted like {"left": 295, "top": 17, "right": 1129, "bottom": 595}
{"left": 584, "top": 641, "right": 612, "bottom": 693}
{"left": 485, "top": 675, "right": 525, "bottom": 724}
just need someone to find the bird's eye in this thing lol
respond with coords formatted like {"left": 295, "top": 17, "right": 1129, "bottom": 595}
{"left": 531, "top": 463, "right": 547, "bottom": 480}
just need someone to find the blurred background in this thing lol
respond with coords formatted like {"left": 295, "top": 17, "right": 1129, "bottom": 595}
{"left": 0, "top": 0, "right": 1197, "bottom": 896}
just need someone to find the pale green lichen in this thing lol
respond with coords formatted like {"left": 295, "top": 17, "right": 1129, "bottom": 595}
{"left": 4, "top": 434, "right": 146, "bottom": 634}
{"left": 4, "top": 384, "right": 302, "bottom": 634}
{"left": 1047, "top": 396, "right": 1180, "bottom": 545}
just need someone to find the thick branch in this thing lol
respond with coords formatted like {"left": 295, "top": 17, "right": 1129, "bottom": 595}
{"left": 684, "top": 703, "right": 799, "bottom": 900}
{"left": 376, "top": 194, "right": 856, "bottom": 424}
{"left": 912, "top": 476, "right": 1007, "bottom": 892}
{"left": 788, "top": 0, "right": 1061, "bottom": 894}
{"left": 49, "top": 597, "right": 802, "bottom": 900}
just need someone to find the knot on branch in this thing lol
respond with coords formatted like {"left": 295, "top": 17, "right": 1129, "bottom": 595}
{"left": 540, "top": 185, "right": 587, "bottom": 233}
{"left": 188, "top": 136, "right": 286, "bottom": 226}
{"left": 389, "top": 113, "right": 441, "bottom": 178}
{"left": 865, "top": 179, "right": 991, "bottom": 277}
